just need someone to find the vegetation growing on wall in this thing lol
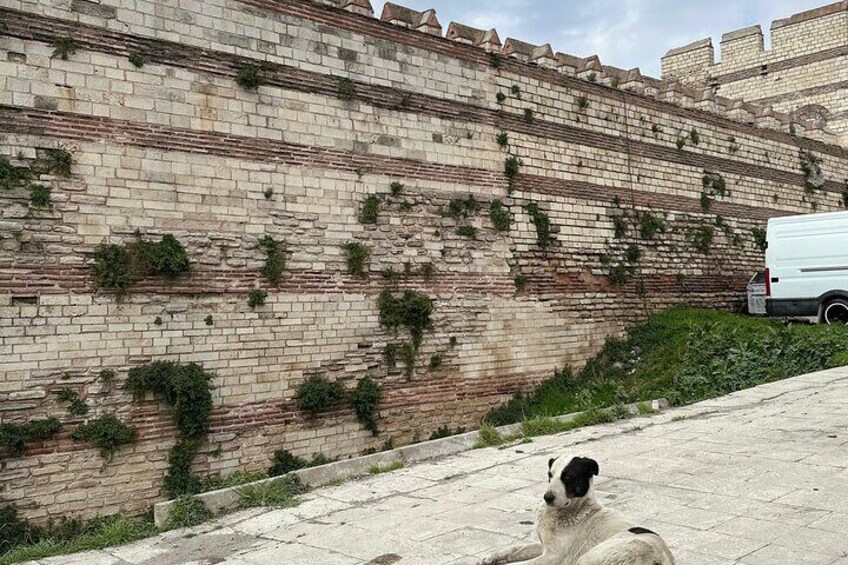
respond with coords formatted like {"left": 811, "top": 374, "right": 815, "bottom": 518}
{"left": 248, "top": 290, "right": 267, "bottom": 309}
{"left": 91, "top": 234, "right": 190, "bottom": 295}
{"left": 525, "top": 203, "right": 551, "bottom": 248}
{"left": 257, "top": 236, "right": 286, "bottom": 285}
{"left": 800, "top": 150, "right": 825, "bottom": 194}
{"left": 338, "top": 78, "right": 356, "bottom": 100}
{"left": 448, "top": 195, "right": 481, "bottom": 219}
{"left": 455, "top": 225, "right": 478, "bottom": 239}
{"left": 378, "top": 289, "right": 434, "bottom": 350}
{"left": 125, "top": 362, "right": 214, "bottom": 496}
{"left": 359, "top": 195, "right": 381, "bottom": 224}
{"left": 690, "top": 225, "right": 715, "bottom": 254}
{"left": 268, "top": 449, "right": 332, "bottom": 477}
{"left": 752, "top": 227, "right": 767, "bottom": 252}
{"left": 489, "top": 200, "right": 511, "bottom": 232}
{"left": 235, "top": 66, "right": 262, "bottom": 90}
{"left": 636, "top": 211, "right": 666, "bottom": 240}
{"left": 296, "top": 375, "right": 346, "bottom": 416}
{"left": 50, "top": 37, "right": 77, "bottom": 60}
{"left": 504, "top": 156, "right": 522, "bottom": 192}
{"left": 71, "top": 416, "right": 137, "bottom": 458}
{"left": 496, "top": 132, "right": 509, "bottom": 148}
{"left": 0, "top": 418, "right": 61, "bottom": 461}
{"left": 28, "top": 184, "right": 51, "bottom": 208}
{"left": 351, "top": 377, "right": 382, "bottom": 435}
{"left": 341, "top": 242, "right": 370, "bottom": 277}
{"left": 701, "top": 170, "right": 728, "bottom": 211}
{"left": 128, "top": 52, "right": 145, "bottom": 68}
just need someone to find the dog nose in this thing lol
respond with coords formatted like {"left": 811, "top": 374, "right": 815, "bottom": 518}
{"left": 543, "top": 492, "right": 555, "bottom": 505}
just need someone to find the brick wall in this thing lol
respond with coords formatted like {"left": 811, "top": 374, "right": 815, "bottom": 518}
{"left": 2, "top": 0, "right": 848, "bottom": 522}
{"left": 662, "top": 2, "right": 848, "bottom": 145}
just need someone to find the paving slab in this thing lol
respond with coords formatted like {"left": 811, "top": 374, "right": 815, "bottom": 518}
{"left": 32, "top": 367, "right": 848, "bottom": 564}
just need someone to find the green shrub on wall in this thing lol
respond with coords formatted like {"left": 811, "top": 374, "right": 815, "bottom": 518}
{"left": 359, "top": 195, "right": 381, "bottom": 224}
{"left": 341, "top": 242, "right": 370, "bottom": 277}
{"left": 526, "top": 203, "right": 551, "bottom": 248}
{"left": 489, "top": 200, "right": 511, "bottom": 232}
{"left": 235, "top": 66, "right": 262, "bottom": 90}
{"left": 50, "top": 37, "right": 78, "bottom": 60}
{"left": 351, "top": 377, "right": 382, "bottom": 435}
{"left": 0, "top": 418, "right": 61, "bottom": 461}
{"left": 91, "top": 234, "right": 190, "bottom": 295}
{"left": 296, "top": 375, "right": 345, "bottom": 416}
{"left": 258, "top": 236, "right": 286, "bottom": 285}
{"left": 378, "top": 289, "right": 434, "bottom": 350}
{"left": 71, "top": 415, "right": 136, "bottom": 458}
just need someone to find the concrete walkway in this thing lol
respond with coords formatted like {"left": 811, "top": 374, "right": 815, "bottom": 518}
{"left": 32, "top": 367, "right": 848, "bottom": 565}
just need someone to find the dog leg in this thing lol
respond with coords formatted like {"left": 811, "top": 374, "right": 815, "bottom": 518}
{"left": 478, "top": 543, "right": 543, "bottom": 564}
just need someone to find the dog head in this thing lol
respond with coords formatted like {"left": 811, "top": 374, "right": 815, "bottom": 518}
{"left": 543, "top": 456, "right": 599, "bottom": 508}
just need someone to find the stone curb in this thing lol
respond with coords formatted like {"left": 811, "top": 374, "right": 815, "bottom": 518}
{"left": 153, "top": 398, "right": 669, "bottom": 527}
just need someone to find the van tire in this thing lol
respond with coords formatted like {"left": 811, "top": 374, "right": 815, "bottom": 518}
{"left": 821, "top": 299, "right": 848, "bottom": 325}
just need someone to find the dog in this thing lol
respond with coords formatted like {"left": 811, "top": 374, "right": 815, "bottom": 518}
{"left": 478, "top": 456, "right": 675, "bottom": 565}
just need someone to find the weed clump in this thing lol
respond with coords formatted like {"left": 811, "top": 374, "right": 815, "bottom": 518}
{"left": 235, "top": 66, "right": 262, "bottom": 90}
{"left": 165, "top": 496, "right": 211, "bottom": 530}
{"left": 489, "top": 200, "right": 511, "bottom": 232}
{"left": 351, "top": 377, "right": 382, "bottom": 435}
{"left": 341, "top": 242, "right": 370, "bottom": 277}
{"left": 91, "top": 234, "right": 190, "bottom": 295}
{"left": 296, "top": 375, "right": 345, "bottom": 416}
{"left": 71, "top": 416, "right": 137, "bottom": 458}
{"left": 359, "top": 194, "right": 380, "bottom": 224}
{"left": 258, "top": 236, "right": 286, "bottom": 285}
{"left": 378, "top": 289, "right": 434, "bottom": 350}
{"left": 525, "top": 203, "right": 551, "bottom": 248}
{"left": 0, "top": 418, "right": 61, "bottom": 461}
{"left": 248, "top": 290, "right": 267, "bottom": 309}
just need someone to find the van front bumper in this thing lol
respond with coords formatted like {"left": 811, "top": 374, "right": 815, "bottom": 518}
{"left": 766, "top": 298, "right": 819, "bottom": 317}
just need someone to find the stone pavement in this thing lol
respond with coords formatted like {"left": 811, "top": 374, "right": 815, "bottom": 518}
{"left": 33, "top": 367, "right": 848, "bottom": 565}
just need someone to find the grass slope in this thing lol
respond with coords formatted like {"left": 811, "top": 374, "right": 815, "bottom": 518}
{"left": 484, "top": 307, "right": 848, "bottom": 426}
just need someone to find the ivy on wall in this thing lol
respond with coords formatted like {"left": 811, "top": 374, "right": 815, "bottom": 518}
{"left": 126, "top": 362, "right": 214, "bottom": 496}
{"left": 0, "top": 418, "right": 61, "bottom": 462}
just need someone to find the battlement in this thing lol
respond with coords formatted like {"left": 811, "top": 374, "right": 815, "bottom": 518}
{"left": 660, "top": 1, "right": 848, "bottom": 146}
{"left": 662, "top": 1, "right": 848, "bottom": 74}
{"left": 303, "top": 0, "right": 835, "bottom": 143}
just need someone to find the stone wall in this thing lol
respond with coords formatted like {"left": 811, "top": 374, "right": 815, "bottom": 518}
{"left": 2, "top": 0, "right": 848, "bottom": 522}
{"left": 662, "top": 2, "right": 848, "bottom": 145}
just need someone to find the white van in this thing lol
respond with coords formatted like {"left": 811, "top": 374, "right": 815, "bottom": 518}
{"left": 765, "top": 210, "right": 848, "bottom": 324}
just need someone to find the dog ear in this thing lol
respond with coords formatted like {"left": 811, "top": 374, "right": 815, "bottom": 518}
{"left": 548, "top": 457, "right": 555, "bottom": 469}
{"left": 587, "top": 458, "right": 599, "bottom": 476}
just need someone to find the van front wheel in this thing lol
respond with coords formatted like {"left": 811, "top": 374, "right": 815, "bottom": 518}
{"left": 822, "top": 299, "right": 848, "bottom": 325}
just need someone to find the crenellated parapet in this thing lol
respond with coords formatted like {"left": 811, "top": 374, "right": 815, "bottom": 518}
{"left": 663, "top": 2, "right": 848, "bottom": 76}
{"left": 661, "top": 2, "right": 848, "bottom": 145}
{"left": 303, "top": 0, "right": 838, "bottom": 145}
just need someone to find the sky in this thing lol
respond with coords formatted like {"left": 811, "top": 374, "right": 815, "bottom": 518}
{"left": 371, "top": 0, "right": 826, "bottom": 76}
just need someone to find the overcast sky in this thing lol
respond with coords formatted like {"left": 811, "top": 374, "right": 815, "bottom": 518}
{"left": 371, "top": 0, "right": 826, "bottom": 76}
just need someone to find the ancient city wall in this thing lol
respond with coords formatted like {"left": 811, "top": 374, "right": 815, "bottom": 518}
{"left": 2, "top": 0, "right": 848, "bottom": 522}
{"left": 662, "top": 2, "right": 848, "bottom": 144}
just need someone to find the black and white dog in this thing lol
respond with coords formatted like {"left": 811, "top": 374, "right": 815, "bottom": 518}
{"left": 479, "top": 456, "right": 675, "bottom": 565}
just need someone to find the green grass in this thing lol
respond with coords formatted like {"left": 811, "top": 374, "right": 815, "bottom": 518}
{"left": 165, "top": 496, "right": 211, "bottom": 530}
{"left": 368, "top": 461, "right": 404, "bottom": 475}
{"left": 0, "top": 515, "right": 157, "bottom": 565}
{"left": 236, "top": 476, "right": 303, "bottom": 509}
{"left": 484, "top": 307, "right": 848, "bottom": 427}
